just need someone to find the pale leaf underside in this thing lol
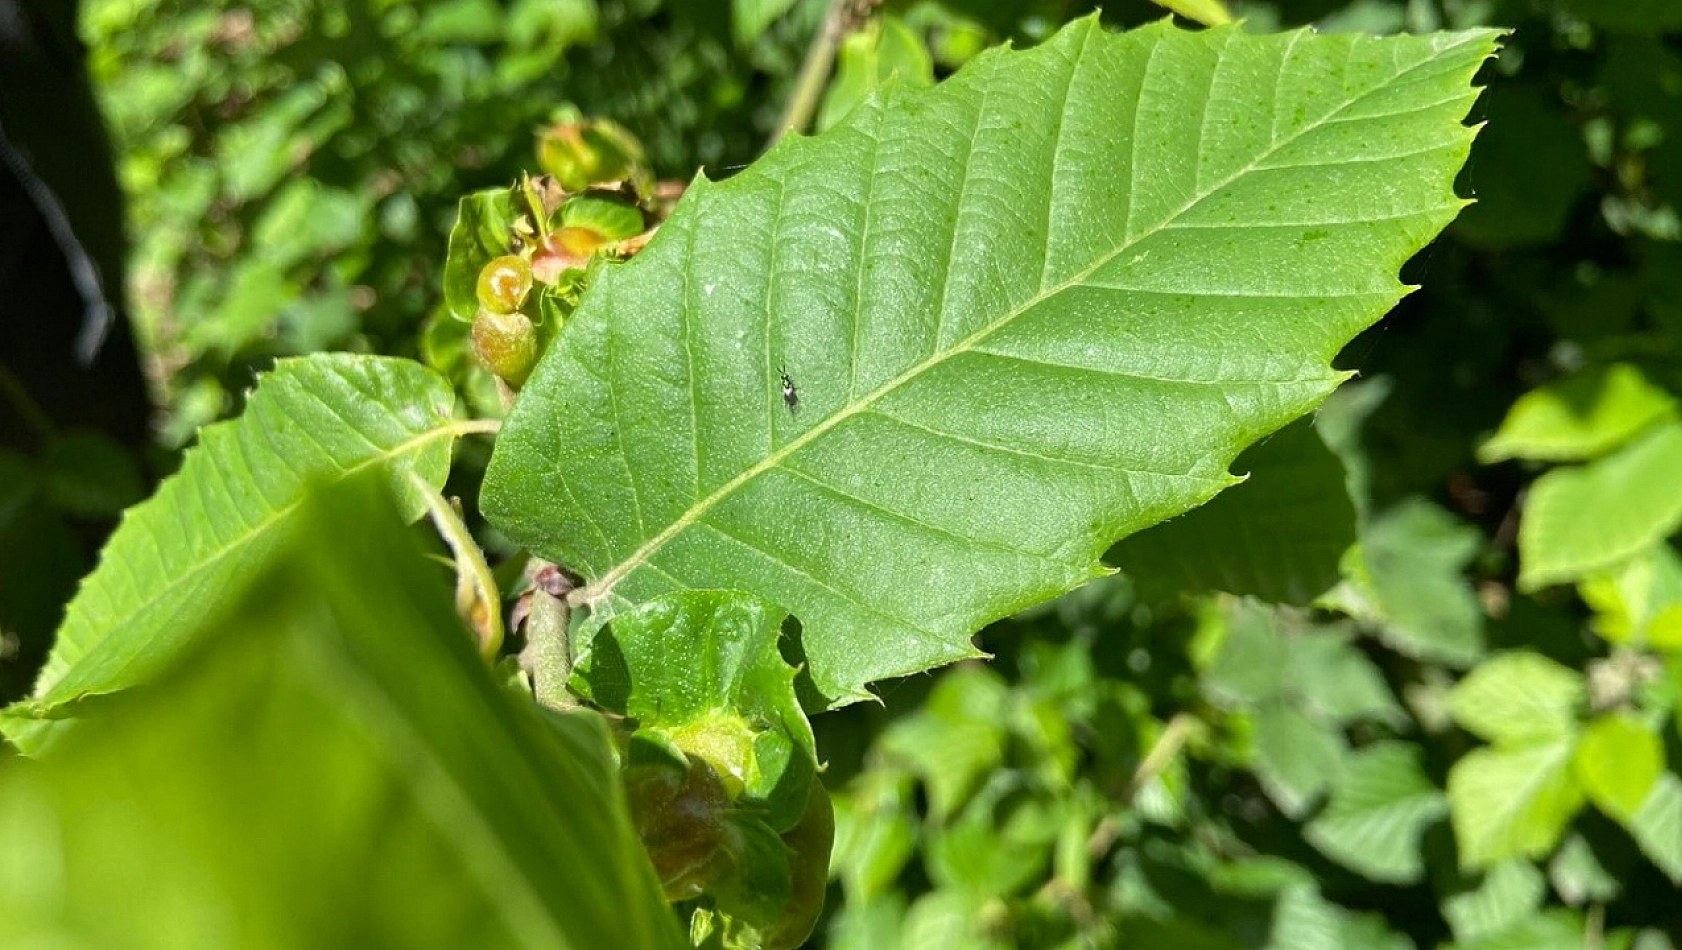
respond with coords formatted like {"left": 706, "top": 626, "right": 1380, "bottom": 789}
{"left": 484, "top": 19, "right": 1496, "bottom": 704}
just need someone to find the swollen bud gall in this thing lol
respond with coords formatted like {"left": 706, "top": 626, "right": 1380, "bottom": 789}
{"left": 470, "top": 308, "right": 538, "bottom": 387}
{"left": 475, "top": 255, "right": 533, "bottom": 314}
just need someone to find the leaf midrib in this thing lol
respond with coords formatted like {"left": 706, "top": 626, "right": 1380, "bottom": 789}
{"left": 32, "top": 420, "right": 495, "bottom": 705}
{"left": 577, "top": 31, "right": 1483, "bottom": 606}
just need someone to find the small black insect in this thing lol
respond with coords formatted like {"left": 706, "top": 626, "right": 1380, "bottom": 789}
{"left": 779, "top": 368, "right": 799, "bottom": 415}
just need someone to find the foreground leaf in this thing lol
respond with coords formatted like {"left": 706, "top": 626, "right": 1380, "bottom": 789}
{"left": 2, "top": 355, "right": 481, "bottom": 754}
{"left": 0, "top": 479, "right": 680, "bottom": 949}
{"left": 484, "top": 18, "right": 1496, "bottom": 704}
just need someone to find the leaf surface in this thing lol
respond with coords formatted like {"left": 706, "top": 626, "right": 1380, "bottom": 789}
{"left": 2, "top": 355, "right": 475, "bottom": 753}
{"left": 483, "top": 19, "right": 1497, "bottom": 704}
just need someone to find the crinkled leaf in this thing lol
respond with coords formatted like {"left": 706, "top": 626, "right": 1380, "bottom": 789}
{"left": 1112, "top": 417, "right": 1357, "bottom": 606}
{"left": 1305, "top": 741, "right": 1447, "bottom": 885}
{"left": 1573, "top": 713, "right": 1663, "bottom": 824}
{"left": 1, "top": 355, "right": 470, "bottom": 755}
{"left": 1519, "top": 422, "right": 1682, "bottom": 591}
{"left": 1451, "top": 652, "right": 1584, "bottom": 746}
{"left": 0, "top": 478, "right": 680, "bottom": 950}
{"left": 1630, "top": 773, "right": 1682, "bottom": 884}
{"left": 444, "top": 187, "right": 522, "bottom": 323}
{"left": 1443, "top": 859, "right": 1547, "bottom": 942}
{"left": 573, "top": 590, "right": 814, "bottom": 825}
{"left": 482, "top": 20, "right": 1496, "bottom": 705}
{"left": 1478, "top": 363, "right": 1676, "bottom": 464}
{"left": 1447, "top": 738, "right": 1584, "bottom": 869}
{"left": 1324, "top": 498, "right": 1486, "bottom": 667}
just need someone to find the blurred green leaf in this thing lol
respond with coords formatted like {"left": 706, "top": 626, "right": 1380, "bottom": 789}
{"left": 0, "top": 477, "right": 680, "bottom": 949}
{"left": 1112, "top": 417, "right": 1358, "bottom": 606}
{"left": 734, "top": 0, "right": 800, "bottom": 47}
{"left": 1629, "top": 773, "right": 1682, "bottom": 885}
{"left": 1443, "top": 859, "right": 1547, "bottom": 943}
{"left": 1547, "top": 834, "right": 1621, "bottom": 906}
{"left": 1573, "top": 713, "right": 1663, "bottom": 824}
{"left": 830, "top": 770, "right": 919, "bottom": 901}
{"left": 1448, "top": 738, "right": 1584, "bottom": 869}
{"left": 1325, "top": 499, "right": 1486, "bottom": 667}
{"left": 1451, "top": 652, "right": 1583, "bottom": 745}
{"left": 1447, "top": 910, "right": 1586, "bottom": 950}
{"left": 1519, "top": 422, "right": 1682, "bottom": 591}
{"left": 1454, "top": 85, "right": 1590, "bottom": 248}
{"left": 1304, "top": 741, "right": 1447, "bottom": 884}
{"left": 1478, "top": 363, "right": 1677, "bottom": 465}
{"left": 1, "top": 356, "right": 475, "bottom": 754}
{"left": 816, "top": 15, "right": 935, "bottom": 132}
{"left": 1580, "top": 543, "right": 1682, "bottom": 651}
{"left": 1251, "top": 700, "right": 1346, "bottom": 818}
{"left": 879, "top": 665, "right": 1010, "bottom": 821}
{"left": 40, "top": 431, "right": 145, "bottom": 518}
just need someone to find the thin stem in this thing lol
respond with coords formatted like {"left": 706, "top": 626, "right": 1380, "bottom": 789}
{"left": 1087, "top": 713, "right": 1198, "bottom": 859}
{"left": 521, "top": 561, "right": 578, "bottom": 710}
{"left": 770, "top": 0, "right": 883, "bottom": 146}
{"left": 407, "top": 470, "right": 504, "bottom": 660}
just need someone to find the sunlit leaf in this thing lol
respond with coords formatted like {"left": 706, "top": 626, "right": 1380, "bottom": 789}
{"left": 482, "top": 19, "right": 1496, "bottom": 704}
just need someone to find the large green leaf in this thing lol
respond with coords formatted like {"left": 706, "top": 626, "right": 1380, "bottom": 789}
{"left": 1, "top": 355, "right": 482, "bottom": 754}
{"left": 1519, "top": 421, "right": 1682, "bottom": 591}
{"left": 1304, "top": 741, "right": 1447, "bottom": 885}
{"left": 483, "top": 18, "right": 1496, "bottom": 704}
{"left": 0, "top": 478, "right": 681, "bottom": 949}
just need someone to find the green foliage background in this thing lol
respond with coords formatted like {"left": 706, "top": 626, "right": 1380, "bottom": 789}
{"left": 4, "top": 0, "right": 1682, "bottom": 947}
